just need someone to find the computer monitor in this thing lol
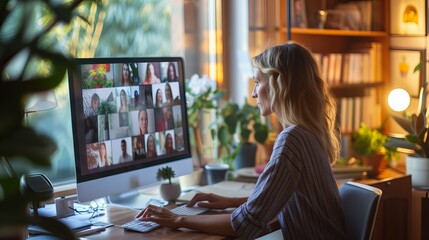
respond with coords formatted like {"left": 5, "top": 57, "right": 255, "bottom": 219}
{"left": 68, "top": 57, "right": 193, "bottom": 206}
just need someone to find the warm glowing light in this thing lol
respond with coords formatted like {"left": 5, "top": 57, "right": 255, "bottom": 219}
{"left": 388, "top": 88, "right": 410, "bottom": 112}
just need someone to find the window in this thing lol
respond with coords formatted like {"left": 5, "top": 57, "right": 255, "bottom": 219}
{"left": 27, "top": 0, "right": 217, "bottom": 185}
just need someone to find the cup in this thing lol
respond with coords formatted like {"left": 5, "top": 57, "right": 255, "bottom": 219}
{"left": 205, "top": 163, "right": 229, "bottom": 185}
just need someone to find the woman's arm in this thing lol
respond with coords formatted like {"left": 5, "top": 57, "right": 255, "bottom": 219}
{"left": 179, "top": 214, "right": 237, "bottom": 236}
{"left": 136, "top": 205, "right": 238, "bottom": 237}
{"left": 187, "top": 193, "right": 247, "bottom": 209}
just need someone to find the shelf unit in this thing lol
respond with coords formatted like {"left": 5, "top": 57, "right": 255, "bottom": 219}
{"left": 249, "top": 0, "right": 391, "bottom": 134}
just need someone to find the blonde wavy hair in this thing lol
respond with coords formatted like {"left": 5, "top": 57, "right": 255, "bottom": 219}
{"left": 252, "top": 42, "right": 340, "bottom": 164}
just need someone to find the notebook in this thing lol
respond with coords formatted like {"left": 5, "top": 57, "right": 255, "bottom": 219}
{"left": 28, "top": 218, "right": 92, "bottom": 235}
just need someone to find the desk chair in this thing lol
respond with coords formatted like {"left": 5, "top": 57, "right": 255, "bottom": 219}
{"left": 339, "top": 182, "right": 382, "bottom": 240}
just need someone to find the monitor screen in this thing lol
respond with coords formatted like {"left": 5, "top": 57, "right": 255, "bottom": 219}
{"left": 68, "top": 57, "right": 193, "bottom": 204}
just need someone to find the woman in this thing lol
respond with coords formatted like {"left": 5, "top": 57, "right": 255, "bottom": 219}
{"left": 98, "top": 142, "right": 110, "bottom": 167}
{"left": 121, "top": 63, "right": 131, "bottom": 86}
{"left": 155, "top": 89, "right": 163, "bottom": 108}
{"left": 165, "top": 62, "right": 178, "bottom": 82}
{"left": 145, "top": 87, "right": 154, "bottom": 108}
{"left": 142, "top": 63, "right": 161, "bottom": 85}
{"left": 119, "top": 89, "right": 129, "bottom": 112}
{"left": 138, "top": 109, "right": 149, "bottom": 135}
{"left": 164, "top": 83, "right": 174, "bottom": 106}
{"left": 136, "top": 42, "right": 346, "bottom": 239}
{"left": 146, "top": 134, "right": 157, "bottom": 158}
{"left": 164, "top": 133, "right": 175, "bottom": 154}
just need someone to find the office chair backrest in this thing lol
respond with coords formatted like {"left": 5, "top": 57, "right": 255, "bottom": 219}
{"left": 339, "top": 182, "right": 382, "bottom": 240}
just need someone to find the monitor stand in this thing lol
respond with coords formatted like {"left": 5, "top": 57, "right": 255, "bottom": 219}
{"left": 106, "top": 189, "right": 167, "bottom": 210}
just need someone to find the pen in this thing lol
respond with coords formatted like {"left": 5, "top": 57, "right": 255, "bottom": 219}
{"left": 76, "top": 226, "right": 106, "bottom": 236}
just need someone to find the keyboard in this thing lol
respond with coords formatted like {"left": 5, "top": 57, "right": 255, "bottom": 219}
{"left": 122, "top": 204, "right": 209, "bottom": 233}
{"left": 122, "top": 220, "right": 160, "bottom": 233}
{"left": 170, "top": 204, "right": 209, "bottom": 215}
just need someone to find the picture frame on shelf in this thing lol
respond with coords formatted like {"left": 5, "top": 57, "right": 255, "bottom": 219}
{"left": 291, "top": 0, "right": 307, "bottom": 28}
{"left": 390, "top": 48, "right": 424, "bottom": 99}
{"left": 390, "top": 0, "right": 426, "bottom": 36}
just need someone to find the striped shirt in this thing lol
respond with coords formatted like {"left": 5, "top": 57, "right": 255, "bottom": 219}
{"left": 231, "top": 125, "right": 347, "bottom": 239}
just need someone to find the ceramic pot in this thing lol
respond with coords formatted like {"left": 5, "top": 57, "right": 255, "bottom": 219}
{"left": 205, "top": 163, "right": 229, "bottom": 185}
{"left": 235, "top": 143, "right": 257, "bottom": 170}
{"left": 362, "top": 154, "right": 387, "bottom": 177}
{"left": 406, "top": 155, "right": 429, "bottom": 188}
{"left": 159, "top": 183, "right": 181, "bottom": 202}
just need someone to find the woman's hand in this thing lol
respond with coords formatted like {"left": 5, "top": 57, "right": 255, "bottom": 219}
{"left": 187, "top": 193, "right": 246, "bottom": 209}
{"left": 135, "top": 205, "right": 182, "bottom": 229}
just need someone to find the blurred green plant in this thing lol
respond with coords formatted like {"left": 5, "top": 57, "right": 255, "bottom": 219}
{"left": 352, "top": 123, "right": 398, "bottom": 162}
{"left": 185, "top": 74, "right": 224, "bottom": 167}
{"left": 0, "top": 0, "right": 97, "bottom": 238}
{"left": 213, "top": 100, "right": 269, "bottom": 166}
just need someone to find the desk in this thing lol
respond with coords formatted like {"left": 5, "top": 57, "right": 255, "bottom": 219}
{"left": 411, "top": 188, "right": 429, "bottom": 240}
{"left": 82, "top": 205, "right": 229, "bottom": 240}
{"left": 356, "top": 168, "right": 412, "bottom": 240}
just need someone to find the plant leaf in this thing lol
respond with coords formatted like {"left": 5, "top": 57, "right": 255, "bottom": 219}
{"left": 0, "top": 126, "right": 56, "bottom": 166}
{"left": 391, "top": 114, "right": 417, "bottom": 135}
{"left": 218, "top": 125, "right": 231, "bottom": 146}
{"left": 416, "top": 111, "right": 425, "bottom": 134}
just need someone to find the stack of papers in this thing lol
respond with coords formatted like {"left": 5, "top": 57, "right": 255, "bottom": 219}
{"left": 179, "top": 181, "right": 256, "bottom": 202}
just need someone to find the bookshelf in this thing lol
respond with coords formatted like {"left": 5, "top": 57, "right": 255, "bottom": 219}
{"left": 249, "top": 0, "right": 390, "bottom": 135}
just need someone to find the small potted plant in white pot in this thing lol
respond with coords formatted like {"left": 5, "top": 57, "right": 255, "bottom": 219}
{"left": 157, "top": 166, "right": 181, "bottom": 202}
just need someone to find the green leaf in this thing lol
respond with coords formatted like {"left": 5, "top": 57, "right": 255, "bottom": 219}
{"left": 240, "top": 128, "right": 251, "bottom": 142}
{"left": 254, "top": 123, "right": 268, "bottom": 144}
{"left": 414, "top": 63, "right": 421, "bottom": 73}
{"left": 218, "top": 125, "right": 232, "bottom": 146}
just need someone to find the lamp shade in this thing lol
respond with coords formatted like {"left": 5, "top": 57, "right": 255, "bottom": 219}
{"left": 25, "top": 90, "right": 58, "bottom": 113}
{"left": 388, "top": 88, "right": 410, "bottom": 112}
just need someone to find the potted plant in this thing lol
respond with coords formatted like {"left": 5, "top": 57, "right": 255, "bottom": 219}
{"left": 157, "top": 166, "right": 181, "bottom": 202}
{"left": 0, "top": 0, "right": 92, "bottom": 239}
{"left": 385, "top": 60, "right": 429, "bottom": 188}
{"left": 213, "top": 100, "right": 269, "bottom": 170}
{"left": 352, "top": 123, "right": 398, "bottom": 177}
{"left": 387, "top": 84, "right": 429, "bottom": 188}
{"left": 185, "top": 74, "right": 224, "bottom": 168}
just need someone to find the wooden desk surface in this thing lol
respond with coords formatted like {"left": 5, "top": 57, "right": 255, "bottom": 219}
{"left": 82, "top": 205, "right": 229, "bottom": 240}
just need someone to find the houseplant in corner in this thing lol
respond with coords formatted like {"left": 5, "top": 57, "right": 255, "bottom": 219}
{"left": 387, "top": 86, "right": 429, "bottom": 188}
{"left": 186, "top": 74, "right": 224, "bottom": 168}
{"left": 384, "top": 60, "right": 429, "bottom": 188}
{"left": 352, "top": 123, "right": 398, "bottom": 177}
{"left": 213, "top": 100, "right": 269, "bottom": 170}
{"left": 157, "top": 166, "right": 181, "bottom": 202}
{"left": 0, "top": 0, "right": 94, "bottom": 239}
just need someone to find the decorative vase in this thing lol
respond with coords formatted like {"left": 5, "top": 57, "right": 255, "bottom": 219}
{"left": 235, "top": 143, "right": 257, "bottom": 170}
{"left": 406, "top": 155, "right": 429, "bottom": 189}
{"left": 159, "top": 183, "right": 181, "bottom": 202}
{"left": 362, "top": 154, "right": 387, "bottom": 177}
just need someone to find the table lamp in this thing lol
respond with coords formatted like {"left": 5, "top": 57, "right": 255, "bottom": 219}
{"left": 388, "top": 88, "right": 410, "bottom": 112}
{"left": 25, "top": 90, "right": 58, "bottom": 114}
